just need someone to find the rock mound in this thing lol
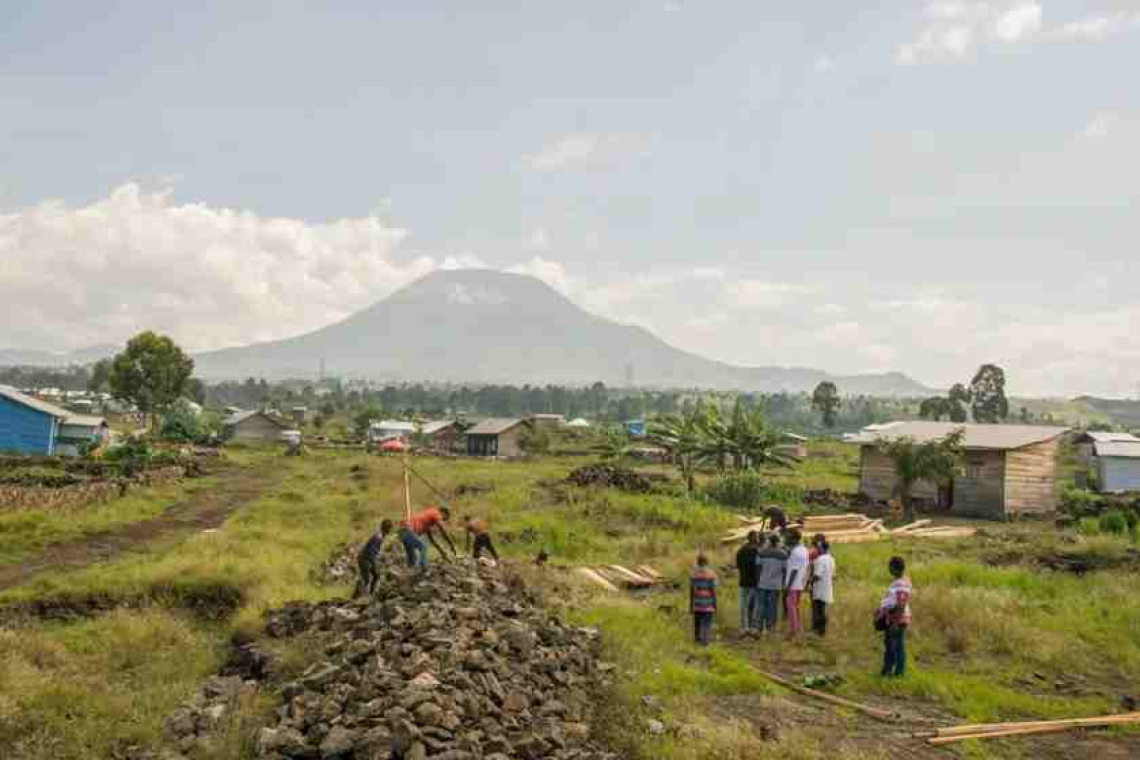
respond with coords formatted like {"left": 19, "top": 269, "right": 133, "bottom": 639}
{"left": 565, "top": 464, "right": 653, "bottom": 494}
{"left": 256, "top": 561, "right": 619, "bottom": 759}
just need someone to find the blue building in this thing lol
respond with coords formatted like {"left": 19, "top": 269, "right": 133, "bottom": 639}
{"left": 623, "top": 419, "right": 647, "bottom": 438}
{"left": 0, "top": 385, "right": 68, "bottom": 455}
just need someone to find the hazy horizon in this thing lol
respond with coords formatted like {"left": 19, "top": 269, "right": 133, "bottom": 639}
{"left": 2, "top": 2, "right": 1138, "bottom": 397}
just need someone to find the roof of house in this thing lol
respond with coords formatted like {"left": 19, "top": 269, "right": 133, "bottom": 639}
{"left": 0, "top": 385, "right": 69, "bottom": 419}
{"left": 62, "top": 414, "right": 108, "bottom": 428}
{"left": 421, "top": 420, "right": 456, "bottom": 435}
{"left": 369, "top": 420, "right": 417, "bottom": 432}
{"left": 566, "top": 418, "right": 591, "bottom": 427}
{"left": 848, "top": 421, "right": 1070, "bottom": 451}
{"left": 1074, "top": 431, "right": 1140, "bottom": 445}
{"left": 530, "top": 413, "right": 565, "bottom": 420}
{"left": 466, "top": 418, "right": 528, "bottom": 436}
{"left": 1094, "top": 441, "right": 1140, "bottom": 459}
{"left": 223, "top": 410, "right": 289, "bottom": 428}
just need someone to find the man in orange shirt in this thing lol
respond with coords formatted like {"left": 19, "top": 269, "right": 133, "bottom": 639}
{"left": 399, "top": 506, "right": 457, "bottom": 568}
{"left": 463, "top": 515, "right": 499, "bottom": 562}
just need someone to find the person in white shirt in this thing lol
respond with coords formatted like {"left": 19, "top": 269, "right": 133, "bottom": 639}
{"left": 783, "top": 530, "right": 809, "bottom": 638}
{"left": 809, "top": 538, "right": 835, "bottom": 636}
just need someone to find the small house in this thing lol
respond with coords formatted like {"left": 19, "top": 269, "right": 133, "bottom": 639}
{"left": 420, "top": 420, "right": 460, "bottom": 452}
{"left": 0, "top": 385, "right": 108, "bottom": 456}
{"left": 368, "top": 420, "right": 416, "bottom": 444}
{"left": 222, "top": 410, "right": 289, "bottom": 443}
{"left": 528, "top": 413, "right": 565, "bottom": 430}
{"left": 465, "top": 418, "right": 530, "bottom": 457}
{"left": 1073, "top": 432, "right": 1140, "bottom": 493}
{"left": 776, "top": 432, "right": 809, "bottom": 460}
{"left": 0, "top": 385, "right": 68, "bottom": 455}
{"left": 849, "top": 421, "right": 1070, "bottom": 518}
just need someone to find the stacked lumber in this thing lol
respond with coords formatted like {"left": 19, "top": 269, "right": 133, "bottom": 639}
{"left": 574, "top": 564, "right": 666, "bottom": 591}
{"left": 721, "top": 514, "right": 978, "bottom": 545}
{"left": 923, "top": 712, "right": 1140, "bottom": 745}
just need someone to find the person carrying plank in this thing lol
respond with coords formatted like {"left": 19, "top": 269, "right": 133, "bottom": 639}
{"left": 355, "top": 519, "right": 394, "bottom": 597}
{"left": 398, "top": 506, "right": 457, "bottom": 569}
{"left": 463, "top": 515, "right": 500, "bottom": 562}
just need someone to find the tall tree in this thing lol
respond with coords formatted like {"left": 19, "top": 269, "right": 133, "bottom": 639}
{"left": 811, "top": 381, "right": 841, "bottom": 428}
{"left": 108, "top": 332, "right": 194, "bottom": 427}
{"left": 648, "top": 404, "right": 709, "bottom": 493}
{"left": 969, "top": 364, "right": 1009, "bottom": 423}
{"left": 947, "top": 383, "right": 971, "bottom": 422}
{"left": 880, "top": 430, "right": 964, "bottom": 523}
{"left": 919, "top": 397, "right": 951, "bottom": 421}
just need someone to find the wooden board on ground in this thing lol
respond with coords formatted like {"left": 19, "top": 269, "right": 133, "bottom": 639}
{"left": 574, "top": 567, "right": 620, "bottom": 592}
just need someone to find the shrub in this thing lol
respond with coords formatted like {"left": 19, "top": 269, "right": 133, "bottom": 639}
{"left": 699, "top": 472, "right": 802, "bottom": 510}
{"left": 1077, "top": 517, "right": 1100, "bottom": 536}
{"left": 1098, "top": 510, "right": 1129, "bottom": 535}
{"left": 1060, "top": 486, "right": 1103, "bottom": 518}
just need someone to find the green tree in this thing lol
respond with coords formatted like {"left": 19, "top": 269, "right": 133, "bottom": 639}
{"left": 648, "top": 406, "right": 709, "bottom": 493}
{"left": 810, "top": 381, "right": 841, "bottom": 428}
{"left": 108, "top": 332, "right": 195, "bottom": 428}
{"left": 594, "top": 427, "right": 632, "bottom": 461}
{"left": 948, "top": 383, "right": 971, "bottom": 422}
{"left": 159, "top": 398, "right": 202, "bottom": 442}
{"left": 969, "top": 364, "right": 1009, "bottom": 423}
{"left": 88, "top": 358, "right": 113, "bottom": 394}
{"left": 353, "top": 404, "right": 384, "bottom": 438}
{"left": 919, "top": 397, "right": 950, "bottom": 421}
{"left": 727, "top": 406, "right": 798, "bottom": 471}
{"left": 880, "top": 429, "right": 964, "bottom": 523}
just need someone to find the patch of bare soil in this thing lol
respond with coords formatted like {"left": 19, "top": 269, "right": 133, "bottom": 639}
{"left": 0, "top": 462, "right": 284, "bottom": 593}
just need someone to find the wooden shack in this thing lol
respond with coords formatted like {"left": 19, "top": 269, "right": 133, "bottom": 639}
{"left": 222, "top": 410, "right": 289, "bottom": 443}
{"left": 465, "top": 418, "right": 530, "bottom": 457}
{"left": 850, "top": 422, "right": 1069, "bottom": 518}
{"left": 421, "top": 420, "right": 460, "bottom": 453}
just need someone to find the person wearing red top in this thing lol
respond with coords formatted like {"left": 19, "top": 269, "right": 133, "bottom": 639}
{"left": 398, "top": 506, "right": 456, "bottom": 569}
{"left": 463, "top": 515, "right": 499, "bottom": 562}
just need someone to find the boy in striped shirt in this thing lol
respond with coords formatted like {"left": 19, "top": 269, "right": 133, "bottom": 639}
{"left": 690, "top": 554, "right": 718, "bottom": 646}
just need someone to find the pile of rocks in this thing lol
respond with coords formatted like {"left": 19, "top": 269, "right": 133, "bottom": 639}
{"left": 314, "top": 543, "right": 363, "bottom": 585}
{"left": 565, "top": 464, "right": 653, "bottom": 494}
{"left": 163, "top": 675, "right": 257, "bottom": 757}
{"left": 257, "top": 561, "right": 619, "bottom": 759}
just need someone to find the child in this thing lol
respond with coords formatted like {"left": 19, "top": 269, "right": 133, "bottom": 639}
{"left": 690, "top": 553, "right": 718, "bottom": 646}
{"left": 809, "top": 539, "right": 834, "bottom": 636}
{"left": 355, "top": 519, "right": 394, "bottom": 597}
{"left": 784, "top": 529, "right": 809, "bottom": 639}
{"left": 463, "top": 515, "right": 500, "bottom": 562}
{"left": 876, "top": 556, "right": 913, "bottom": 677}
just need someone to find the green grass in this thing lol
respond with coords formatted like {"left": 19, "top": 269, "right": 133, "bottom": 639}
{"left": 3, "top": 445, "right": 1140, "bottom": 759}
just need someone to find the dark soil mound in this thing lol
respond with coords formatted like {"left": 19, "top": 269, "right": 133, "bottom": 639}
{"left": 566, "top": 464, "right": 653, "bottom": 494}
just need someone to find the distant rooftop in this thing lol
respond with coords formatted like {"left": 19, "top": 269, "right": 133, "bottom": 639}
{"left": 467, "top": 418, "right": 527, "bottom": 436}
{"left": 848, "top": 421, "right": 1070, "bottom": 451}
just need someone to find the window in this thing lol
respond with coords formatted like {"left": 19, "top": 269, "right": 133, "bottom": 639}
{"left": 964, "top": 456, "right": 986, "bottom": 480}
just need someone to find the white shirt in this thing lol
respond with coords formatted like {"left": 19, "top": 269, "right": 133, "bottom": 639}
{"left": 811, "top": 554, "right": 835, "bottom": 604}
{"left": 785, "top": 545, "right": 810, "bottom": 591}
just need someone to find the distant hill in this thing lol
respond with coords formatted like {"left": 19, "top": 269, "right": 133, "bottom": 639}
{"left": 193, "top": 270, "right": 932, "bottom": 396}
{"left": 1072, "top": 396, "right": 1140, "bottom": 429}
{"left": 0, "top": 344, "right": 116, "bottom": 367}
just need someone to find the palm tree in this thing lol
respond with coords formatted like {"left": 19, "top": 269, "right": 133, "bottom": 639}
{"left": 594, "top": 426, "right": 633, "bottom": 461}
{"left": 880, "top": 430, "right": 964, "bottom": 522}
{"left": 647, "top": 407, "right": 709, "bottom": 493}
{"left": 732, "top": 407, "right": 799, "bottom": 471}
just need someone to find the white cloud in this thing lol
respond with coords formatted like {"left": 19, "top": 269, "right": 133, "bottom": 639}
{"left": 524, "top": 133, "right": 647, "bottom": 173}
{"left": 992, "top": 2, "right": 1043, "bottom": 43}
{"left": 507, "top": 256, "right": 575, "bottom": 295}
{"left": 812, "top": 55, "right": 835, "bottom": 74}
{"left": 726, "top": 279, "right": 814, "bottom": 309}
{"left": 1051, "top": 12, "right": 1140, "bottom": 41}
{"left": 0, "top": 184, "right": 435, "bottom": 352}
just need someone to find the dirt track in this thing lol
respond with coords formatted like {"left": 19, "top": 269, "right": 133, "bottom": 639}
{"left": 0, "top": 463, "right": 283, "bottom": 592}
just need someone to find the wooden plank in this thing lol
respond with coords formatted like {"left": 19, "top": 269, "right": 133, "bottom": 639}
{"left": 636, "top": 565, "right": 664, "bottom": 580}
{"left": 574, "top": 567, "right": 620, "bottom": 592}
{"left": 606, "top": 565, "right": 655, "bottom": 585}
{"left": 754, "top": 668, "right": 895, "bottom": 721}
{"left": 891, "top": 519, "right": 932, "bottom": 534}
{"left": 828, "top": 532, "right": 884, "bottom": 544}
{"left": 929, "top": 713, "right": 1140, "bottom": 745}
{"left": 933, "top": 711, "right": 1140, "bottom": 738}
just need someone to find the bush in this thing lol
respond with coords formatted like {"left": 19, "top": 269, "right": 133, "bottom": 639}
{"left": 699, "top": 471, "right": 802, "bottom": 510}
{"left": 1077, "top": 517, "right": 1100, "bottom": 536}
{"left": 1060, "top": 486, "right": 1103, "bottom": 518}
{"left": 0, "top": 466, "right": 84, "bottom": 488}
{"left": 1098, "top": 510, "right": 1129, "bottom": 535}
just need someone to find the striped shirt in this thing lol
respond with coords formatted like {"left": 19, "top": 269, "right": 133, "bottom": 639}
{"left": 690, "top": 567, "right": 718, "bottom": 613}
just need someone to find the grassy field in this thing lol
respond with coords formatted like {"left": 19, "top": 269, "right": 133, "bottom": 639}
{"left": 1, "top": 443, "right": 1139, "bottom": 759}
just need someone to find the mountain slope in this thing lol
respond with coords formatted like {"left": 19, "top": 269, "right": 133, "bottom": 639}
{"left": 193, "top": 269, "right": 932, "bottom": 395}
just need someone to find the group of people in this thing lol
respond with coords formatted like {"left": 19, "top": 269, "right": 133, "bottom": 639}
{"left": 691, "top": 522, "right": 913, "bottom": 678}
{"left": 354, "top": 505, "right": 500, "bottom": 595}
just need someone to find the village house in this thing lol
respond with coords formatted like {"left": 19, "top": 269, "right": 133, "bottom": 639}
{"left": 1073, "top": 431, "right": 1140, "bottom": 493}
{"left": 222, "top": 410, "right": 290, "bottom": 443}
{"left": 465, "top": 418, "right": 530, "bottom": 457}
{"left": 368, "top": 420, "right": 416, "bottom": 444}
{"left": 0, "top": 385, "right": 109, "bottom": 456}
{"left": 849, "top": 421, "right": 1070, "bottom": 518}
{"left": 420, "top": 420, "right": 460, "bottom": 453}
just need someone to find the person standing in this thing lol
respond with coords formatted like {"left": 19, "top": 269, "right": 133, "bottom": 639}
{"left": 784, "top": 529, "right": 809, "bottom": 639}
{"left": 735, "top": 531, "right": 762, "bottom": 635}
{"left": 876, "top": 556, "right": 913, "bottom": 677}
{"left": 755, "top": 533, "right": 787, "bottom": 634}
{"left": 809, "top": 538, "right": 835, "bottom": 636}
{"left": 690, "top": 553, "right": 718, "bottom": 646}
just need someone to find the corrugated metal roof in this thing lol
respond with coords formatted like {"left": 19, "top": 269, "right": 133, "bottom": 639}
{"left": 0, "top": 384, "right": 69, "bottom": 419}
{"left": 1076, "top": 431, "right": 1140, "bottom": 444}
{"left": 62, "top": 414, "right": 107, "bottom": 428}
{"left": 369, "top": 420, "right": 417, "bottom": 432}
{"left": 223, "top": 410, "right": 288, "bottom": 428}
{"left": 421, "top": 420, "right": 455, "bottom": 435}
{"left": 848, "top": 421, "right": 1069, "bottom": 450}
{"left": 1095, "top": 441, "right": 1140, "bottom": 459}
{"left": 466, "top": 418, "right": 527, "bottom": 436}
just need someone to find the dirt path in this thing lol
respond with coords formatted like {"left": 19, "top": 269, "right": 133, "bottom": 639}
{"left": 0, "top": 463, "right": 285, "bottom": 592}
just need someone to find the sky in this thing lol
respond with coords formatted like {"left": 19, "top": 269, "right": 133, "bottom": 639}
{"left": 1, "top": 1, "right": 1138, "bottom": 397}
